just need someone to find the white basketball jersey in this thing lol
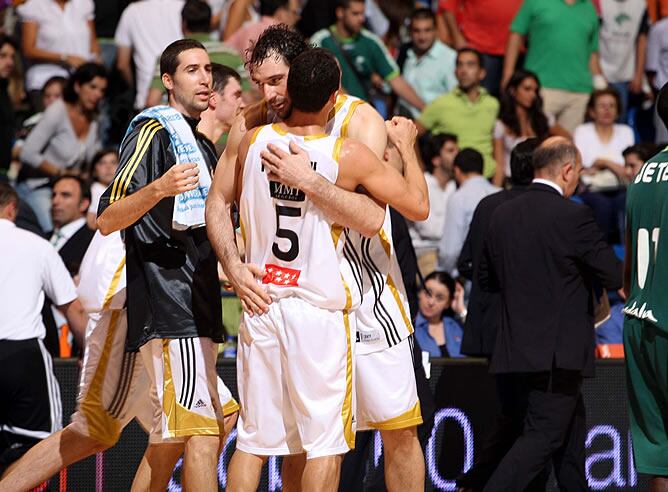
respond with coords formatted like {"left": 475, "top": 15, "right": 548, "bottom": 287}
{"left": 327, "top": 96, "right": 415, "bottom": 354}
{"left": 240, "top": 124, "right": 361, "bottom": 311}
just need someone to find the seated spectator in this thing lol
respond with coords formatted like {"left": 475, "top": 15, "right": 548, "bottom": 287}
{"left": 226, "top": 0, "right": 301, "bottom": 59}
{"left": 438, "top": 148, "right": 499, "bottom": 273}
{"left": 86, "top": 148, "right": 118, "bottom": 229}
{"left": 623, "top": 143, "right": 655, "bottom": 182}
{"left": 502, "top": 0, "right": 602, "bottom": 133}
{"left": 13, "top": 76, "right": 66, "bottom": 160}
{"left": 409, "top": 133, "right": 458, "bottom": 276}
{"left": 575, "top": 88, "right": 636, "bottom": 183}
{"left": 145, "top": 0, "right": 251, "bottom": 108}
{"left": 17, "top": 0, "right": 101, "bottom": 111}
{"left": 493, "top": 69, "right": 567, "bottom": 187}
{"left": 397, "top": 8, "right": 456, "bottom": 118}
{"left": 439, "top": 0, "right": 523, "bottom": 97}
{"left": 0, "top": 35, "right": 16, "bottom": 183}
{"left": 418, "top": 48, "right": 499, "bottom": 178}
{"left": 311, "top": 0, "right": 424, "bottom": 115}
{"left": 220, "top": 0, "right": 261, "bottom": 40}
{"left": 414, "top": 271, "right": 466, "bottom": 358}
{"left": 17, "top": 63, "right": 107, "bottom": 231}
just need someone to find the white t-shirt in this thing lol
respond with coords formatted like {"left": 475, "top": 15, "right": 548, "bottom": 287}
{"left": 647, "top": 17, "right": 668, "bottom": 90}
{"left": 0, "top": 219, "right": 77, "bottom": 340}
{"left": 573, "top": 122, "right": 635, "bottom": 168}
{"left": 409, "top": 173, "right": 456, "bottom": 254}
{"left": 114, "top": 0, "right": 184, "bottom": 109}
{"left": 599, "top": 0, "right": 646, "bottom": 83}
{"left": 17, "top": 0, "right": 95, "bottom": 91}
{"left": 88, "top": 181, "right": 106, "bottom": 215}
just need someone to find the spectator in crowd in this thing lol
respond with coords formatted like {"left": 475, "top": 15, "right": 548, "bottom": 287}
{"left": 439, "top": 0, "right": 523, "bottom": 97}
{"left": 198, "top": 63, "right": 245, "bottom": 154}
{"left": 13, "top": 76, "right": 66, "bottom": 161}
{"left": 114, "top": 0, "right": 183, "bottom": 110}
{"left": 311, "top": 0, "right": 425, "bottom": 114}
{"left": 86, "top": 148, "right": 118, "bottom": 229}
{"left": 145, "top": 0, "right": 249, "bottom": 108}
{"left": 598, "top": 1, "right": 648, "bottom": 121}
{"left": 623, "top": 143, "right": 654, "bottom": 182}
{"left": 575, "top": 88, "right": 635, "bottom": 179}
{"left": 415, "top": 271, "right": 466, "bottom": 358}
{"left": 0, "top": 35, "right": 16, "bottom": 183}
{"left": 398, "top": 8, "right": 456, "bottom": 118}
{"left": 226, "top": 0, "right": 300, "bottom": 58}
{"left": 221, "top": 0, "right": 261, "bottom": 40}
{"left": 0, "top": 182, "right": 86, "bottom": 475}
{"left": 438, "top": 148, "right": 499, "bottom": 274}
{"left": 493, "top": 70, "right": 567, "bottom": 187}
{"left": 479, "top": 137, "right": 621, "bottom": 490}
{"left": 17, "top": 63, "right": 107, "bottom": 232}
{"left": 503, "top": 0, "right": 603, "bottom": 134}
{"left": 17, "top": 0, "right": 101, "bottom": 111}
{"left": 646, "top": 10, "right": 668, "bottom": 142}
{"left": 92, "top": 0, "right": 132, "bottom": 69}
{"left": 419, "top": 48, "right": 499, "bottom": 179}
{"left": 409, "top": 133, "right": 458, "bottom": 276}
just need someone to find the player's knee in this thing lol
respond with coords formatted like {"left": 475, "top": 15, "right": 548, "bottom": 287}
{"left": 381, "top": 426, "right": 418, "bottom": 451}
{"left": 64, "top": 425, "right": 113, "bottom": 454}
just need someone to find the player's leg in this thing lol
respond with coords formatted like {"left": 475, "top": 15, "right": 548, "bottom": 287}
{"left": 381, "top": 426, "right": 424, "bottom": 492}
{"left": 226, "top": 450, "right": 267, "bottom": 491}
{"left": 131, "top": 442, "right": 184, "bottom": 492}
{"left": 302, "top": 455, "right": 343, "bottom": 492}
{"left": 356, "top": 337, "right": 424, "bottom": 492}
{"left": 183, "top": 435, "right": 220, "bottom": 492}
{"left": 650, "top": 476, "right": 668, "bottom": 492}
{"left": 281, "top": 452, "right": 306, "bottom": 492}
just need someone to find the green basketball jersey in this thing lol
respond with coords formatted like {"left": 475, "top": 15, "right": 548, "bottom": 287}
{"left": 624, "top": 148, "right": 668, "bottom": 331}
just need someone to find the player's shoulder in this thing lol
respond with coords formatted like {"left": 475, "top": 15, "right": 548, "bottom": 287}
{"left": 121, "top": 118, "right": 168, "bottom": 155}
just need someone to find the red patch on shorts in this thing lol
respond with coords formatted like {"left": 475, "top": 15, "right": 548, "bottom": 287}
{"left": 262, "top": 264, "right": 301, "bottom": 286}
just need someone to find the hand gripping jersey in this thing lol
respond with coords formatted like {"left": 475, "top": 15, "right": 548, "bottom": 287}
{"left": 240, "top": 123, "right": 361, "bottom": 311}
{"left": 328, "top": 94, "right": 415, "bottom": 354}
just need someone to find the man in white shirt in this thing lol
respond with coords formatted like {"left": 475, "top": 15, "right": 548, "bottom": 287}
{"left": 646, "top": 13, "right": 668, "bottom": 142}
{"left": 114, "top": 0, "right": 184, "bottom": 110}
{"left": 438, "top": 148, "right": 499, "bottom": 274}
{"left": 410, "top": 132, "right": 458, "bottom": 275}
{"left": 0, "top": 182, "right": 85, "bottom": 476}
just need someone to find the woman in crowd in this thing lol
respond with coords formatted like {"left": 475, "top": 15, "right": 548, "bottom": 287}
{"left": 18, "top": 62, "right": 107, "bottom": 231}
{"left": 574, "top": 88, "right": 636, "bottom": 182}
{"left": 86, "top": 148, "right": 118, "bottom": 229}
{"left": 414, "top": 271, "right": 466, "bottom": 358}
{"left": 17, "top": 0, "right": 100, "bottom": 110}
{"left": 493, "top": 69, "right": 568, "bottom": 187}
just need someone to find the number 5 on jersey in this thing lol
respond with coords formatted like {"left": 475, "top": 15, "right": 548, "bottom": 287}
{"left": 273, "top": 205, "right": 301, "bottom": 262}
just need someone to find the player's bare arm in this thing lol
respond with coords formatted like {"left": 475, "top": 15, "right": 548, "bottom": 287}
{"left": 346, "top": 102, "right": 388, "bottom": 158}
{"left": 97, "top": 162, "right": 199, "bottom": 235}
{"left": 206, "top": 128, "right": 271, "bottom": 316}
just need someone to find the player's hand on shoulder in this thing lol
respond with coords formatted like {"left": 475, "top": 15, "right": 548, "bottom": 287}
{"left": 227, "top": 262, "right": 272, "bottom": 316}
{"left": 261, "top": 141, "right": 317, "bottom": 191}
{"left": 155, "top": 162, "right": 199, "bottom": 198}
{"left": 385, "top": 116, "right": 417, "bottom": 153}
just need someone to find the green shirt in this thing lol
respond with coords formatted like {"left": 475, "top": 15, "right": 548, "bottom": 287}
{"left": 419, "top": 87, "right": 499, "bottom": 178}
{"left": 311, "top": 26, "right": 399, "bottom": 101}
{"left": 624, "top": 148, "right": 668, "bottom": 332}
{"left": 149, "top": 34, "right": 250, "bottom": 93}
{"left": 511, "top": 0, "right": 598, "bottom": 93}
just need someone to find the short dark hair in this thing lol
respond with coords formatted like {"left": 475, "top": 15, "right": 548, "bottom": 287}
{"left": 410, "top": 7, "right": 436, "bottom": 25}
{"left": 510, "top": 138, "right": 541, "bottom": 186}
{"left": 656, "top": 82, "right": 668, "bottom": 130}
{"left": 287, "top": 48, "right": 340, "bottom": 113}
{"left": 453, "top": 148, "right": 484, "bottom": 175}
{"left": 423, "top": 133, "right": 457, "bottom": 173}
{"left": 456, "top": 47, "right": 483, "bottom": 67}
{"left": 587, "top": 87, "right": 623, "bottom": 120}
{"left": 0, "top": 182, "right": 18, "bottom": 210}
{"left": 260, "top": 0, "right": 288, "bottom": 16}
{"left": 88, "top": 148, "right": 119, "bottom": 177}
{"left": 336, "top": 0, "right": 364, "bottom": 8}
{"left": 622, "top": 143, "right": 655, "bottom": 163}
{"left": 160, "top": 38, "right": 206, "bottom": 77}
{"left": 211, "top": 63, "right": 241, "bottom": 94}
{"left": 63, "top": 63, "right": 107, "bottom": 103}
{"left": 0, "top": 34, "right": 17, "bottom": 52}
{"left": 42, "top": 76, "right": 67, "bottom": 95}
{"left": 247, "top": 24, "right": 310, "bottom": 72}
{"left": 182, "top": 0, "right": 212, "bottom": 33}
{"left": 53, "top": 175, "right": 91, "bottom": 203}
{"left": 532, "top": 140, "right": 579, "bottom": 173}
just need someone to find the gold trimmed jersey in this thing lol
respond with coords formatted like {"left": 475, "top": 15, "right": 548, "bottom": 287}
{"left": 327, "top": 95, "right": 415, "bottom": 353}
{"left": 240, "top": 123, "right": 361, "bottom": 311}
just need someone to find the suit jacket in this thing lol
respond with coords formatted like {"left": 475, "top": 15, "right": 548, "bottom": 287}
{"left": 479, "top": 183, "right": 622, "bottom": 377}
{"left": 49, "top": 224, "right": 96, "bottom": 276}
{"left": 458, "top": 186, "right": 528, "bottom": 357}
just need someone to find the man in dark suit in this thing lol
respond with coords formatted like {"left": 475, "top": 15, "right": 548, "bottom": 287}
{"left": 479, "top": 137, "right": 622, "bottom": 491}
